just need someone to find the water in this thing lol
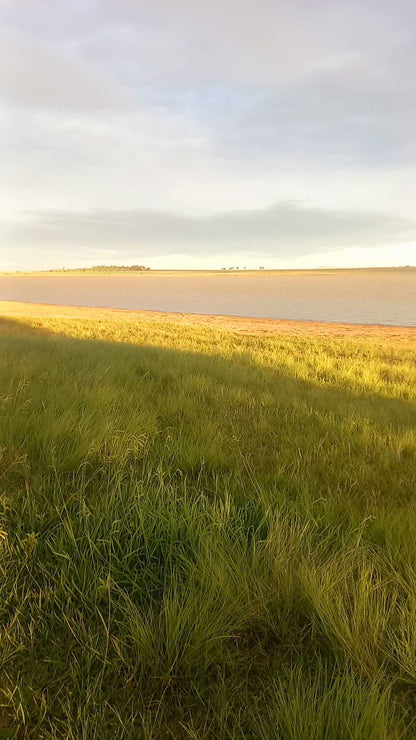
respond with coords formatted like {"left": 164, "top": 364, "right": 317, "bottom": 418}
{"left": 1, "top": 270, "right": 415, "bottom": 326}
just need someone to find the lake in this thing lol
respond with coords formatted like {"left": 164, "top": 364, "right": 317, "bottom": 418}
{"left": 0, "top": 270, "right": 415, "bottom": 326}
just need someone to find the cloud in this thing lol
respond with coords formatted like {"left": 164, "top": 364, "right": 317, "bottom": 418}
{"left": 5, "top": 0, "right": 413, "bottom": 86}
{"left": 0, "top": 0, "right": 415, "bottom": 269}
{"left": 3, "top": 203, "right": 415, "bottom": 260}
{"left": 0, "top": 32, "right": 130, "bottom": 110}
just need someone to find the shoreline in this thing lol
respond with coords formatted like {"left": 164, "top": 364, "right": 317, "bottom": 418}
{"left": 1, "top": 266, "right": 415, "bottom": 278}
{"left": 1, "top": 299, "right": 415, "bottom": 342}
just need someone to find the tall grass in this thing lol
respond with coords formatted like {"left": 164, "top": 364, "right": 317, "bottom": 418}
{"left": 0, "top": 311, "right": 415, "bottom": 737}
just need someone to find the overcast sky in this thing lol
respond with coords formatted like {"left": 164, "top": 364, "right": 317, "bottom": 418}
{"left": 1, "top": 0, "right": 415, "bottom": 270}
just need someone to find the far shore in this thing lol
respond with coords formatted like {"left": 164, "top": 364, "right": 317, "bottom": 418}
{"left": 1, "top": 300, "right": 415, "bottom": 343}
{"left": 1, "top": 266, "right": 415, "bottom": 278}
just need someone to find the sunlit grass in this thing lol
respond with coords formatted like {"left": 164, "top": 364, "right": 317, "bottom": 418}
{"left": 0, "top": 309, "right": 415, "bottom": 737}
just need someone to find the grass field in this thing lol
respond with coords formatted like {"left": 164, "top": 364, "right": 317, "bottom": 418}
{"left": 0, "top": 303, "right": 415, "bottom": 738}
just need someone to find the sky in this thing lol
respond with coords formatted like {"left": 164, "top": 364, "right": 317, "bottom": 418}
{"left": 1, "top": 0, "right": 415, "bottom": 271}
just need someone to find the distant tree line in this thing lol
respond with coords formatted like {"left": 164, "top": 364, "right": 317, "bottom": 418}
{"left": 87, "top": 265, "right": 151, "bottom": 272}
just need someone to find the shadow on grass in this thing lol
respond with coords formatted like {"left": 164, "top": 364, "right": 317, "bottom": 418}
{"left": 0, "top": 316, "right": 415, "bottom": 737}
{"left": 0, "top": 314, "right": 415, "bottom": 504}
{"left": 0, "top": 315, "right": 56, "bottom": 336}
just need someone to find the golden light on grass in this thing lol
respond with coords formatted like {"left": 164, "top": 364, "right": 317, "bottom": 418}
{"left": 0, "top": 302, "right": 415, "bottom": 736}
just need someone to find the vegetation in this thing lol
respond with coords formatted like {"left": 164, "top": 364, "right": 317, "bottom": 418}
{"left": 3, "top": 266, "right": 414, "bottom": 278}
{"left": 56, "top": 264, "right": 151, "bottom": 273}
{"left": 0, "top": 308, "right": 415, "bottom": 738}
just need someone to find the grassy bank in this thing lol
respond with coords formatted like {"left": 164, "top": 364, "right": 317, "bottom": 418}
{"left": 0, "top": 306, "right": 415, "bottom": 738}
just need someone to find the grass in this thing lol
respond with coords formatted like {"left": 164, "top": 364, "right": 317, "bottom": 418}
{"left": 0, "top": 307, "right": 415, "bottom": 738}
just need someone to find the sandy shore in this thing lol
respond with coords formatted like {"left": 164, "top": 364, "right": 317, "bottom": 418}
{"left": 2, "top": 267, "right": 415, "bottom": 278}
{"left": 1, "top": 300, "right": 415, "bottom": 343}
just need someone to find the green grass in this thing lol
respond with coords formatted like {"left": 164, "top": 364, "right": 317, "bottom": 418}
{"left": 0, "top": 311, "right": 415, "bottom": 738}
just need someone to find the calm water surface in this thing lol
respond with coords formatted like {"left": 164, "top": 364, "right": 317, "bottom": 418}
{"left": 1, "top": 271, "right": 415, "bottom": 326}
